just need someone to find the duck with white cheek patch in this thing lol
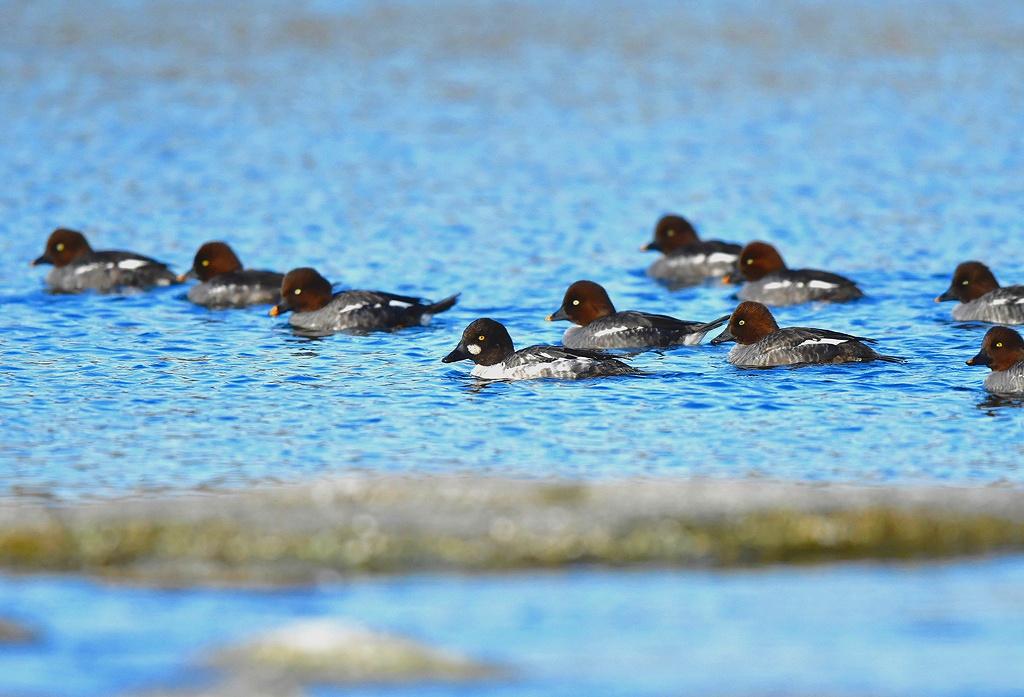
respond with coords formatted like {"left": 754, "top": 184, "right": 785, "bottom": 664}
{"left": 710, "top": 301, "right": 903, "bottom": 368}
{"left": 270, "top": 267, "right": 459, "bottom": 333}
{"left": 31, "top": 228, "right": 180, "bottom": 293}
{"left": 966, "top": 326, "right": 1024, "bottom": 395}
{"left": 640, "top": 214, "right": 744, "bottom": 288}
{"left": 546, "top": 280, "right": 729, "bottom": 350}
{"left": 936, "top": 261, "right": 1024, "bottom": 325}
{"left": 727, "top": 241, "right": 864, "bottom": 306}
{"left": 443, "top": 318, "right": 638, "bottom": 381}
{"left": 179, "top": 241, "right": 285, "bottom": 309}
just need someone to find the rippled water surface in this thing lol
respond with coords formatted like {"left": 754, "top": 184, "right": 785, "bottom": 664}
{"left": 3, "top": 0, "right": 1024, "bottom": 497}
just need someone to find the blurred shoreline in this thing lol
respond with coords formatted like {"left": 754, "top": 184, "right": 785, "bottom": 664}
{"left": 2, "top": 474, "right": 1023, "bottom": 585}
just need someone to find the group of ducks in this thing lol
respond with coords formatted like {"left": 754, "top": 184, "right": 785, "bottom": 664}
{"left": 30, "top": 218, "right": 1024, "bottom": 394}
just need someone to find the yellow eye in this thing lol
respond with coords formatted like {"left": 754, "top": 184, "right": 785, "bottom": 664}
{"left": 478, "top": 335, "right": 486, "bottom": 341}
{"left": 667, "top": 229, "right": 676, "bottom": 237}
{"left": 738, "top": 319, "right": 745, "bottom": 325}
{"left": 745, "top": 258, "right": 753, "bottom": 265}
{"left": 962, "top": 280, "right": 969, "bottom": 285}
{"left": 996, "top": 342, "right": 1003, "bottom": 348}
{"left": 294, "top": 288, "right": 302, "bottom": 295}
{"left": 56, "top": 243, "right": 65, "bottom": 252}
{"left": 202, "top": 260, "right": 209, "bottom": 267}
{"left": 572, "top": 299, "right": 580, "bottom": 306}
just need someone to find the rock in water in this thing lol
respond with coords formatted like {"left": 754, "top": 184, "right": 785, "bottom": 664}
{"left": 210, "top": 619, "right": 496, "bottom": 684}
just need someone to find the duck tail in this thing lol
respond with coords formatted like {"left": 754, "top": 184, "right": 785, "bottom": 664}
{"left": 423, "top": 293, "right": 459, "bottom": 315}
{"left": 695, "top": 314, "right": 731, "bottom": 333}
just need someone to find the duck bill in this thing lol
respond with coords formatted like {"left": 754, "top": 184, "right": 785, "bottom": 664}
{"left": 966, "top": 349, "right": 992, "bottom": 367}
{"left": 710, "top": 326, "right": 736, "bottom": 346}
{"left": 546, "top": 307, "right": 570, "bottom": 322}
{"left": 442, "top": 345, "right": 470, "bottom": 363}
{"left": 640, "top": 241, "right": 661, "bottom": 252}
{"left": 269, "top": 300, "right": 292, "bottom": 317}
{"left": 935, "top": 287, "right": 957, "bottom": 302}
{"left": 177, "top": 269, "right": 198, "bottom": 282}
{"left": 30, "top": 254, "right": 52, "bottom": 267}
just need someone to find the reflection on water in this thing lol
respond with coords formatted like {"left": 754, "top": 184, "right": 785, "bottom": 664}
{"left": 977, "top": 394, "right": 1024, "bottom": 415}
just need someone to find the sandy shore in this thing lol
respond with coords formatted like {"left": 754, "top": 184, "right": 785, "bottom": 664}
{"left": 1, "top": 476, "right": 1023, "bottom": 585}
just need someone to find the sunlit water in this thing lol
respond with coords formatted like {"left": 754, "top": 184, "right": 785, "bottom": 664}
{"left": 2, "top": 1, "right": 1024, "bottom": 694}
{"left": 2, "top": 0, "right": 1024, "bottom": 497}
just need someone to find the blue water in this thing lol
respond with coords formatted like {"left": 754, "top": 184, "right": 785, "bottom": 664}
{"left": 2, "top": 0, "right": 1024, "bottom": 496}
{"left": 3, "top": 558, "right": 1024, "bottom": 696}
{"left": 3, "top": 1, "right": 1024, "bottom": 694}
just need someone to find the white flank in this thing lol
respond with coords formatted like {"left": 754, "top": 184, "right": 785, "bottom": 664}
{"left": 707, "top": 252, "right": 737, "bottom": 264}
{"left": 471, "top": 357, "right": 593, "bottom": 381}
{"left": 471, "top": 363, "right": 512, "bottom": 380}
{"left": 467, "top": 344, "right": 481, "bottom": 355}
{"left": 807, "top": 280, "right": 839, "bottom": 289}
{"left": 117, "top": 259, "right": 151, "bottom": 270}
{"left": 593, "top": 326, "right": 629, "bottom": 338}
{"left": 796, "top": 337, "right": 849, "bottom": 347}
{"left": 337, "top": 303, "right": 367, "bottom": 313}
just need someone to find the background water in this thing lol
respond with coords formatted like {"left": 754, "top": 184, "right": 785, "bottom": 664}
{"left": 2, "top": 1, "right": 1024, "bottom": 694}
{"left": 2, "top": 0, "right": 1024, "bottom": 498}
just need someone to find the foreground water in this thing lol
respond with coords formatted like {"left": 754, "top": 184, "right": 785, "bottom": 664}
{"left": 1, "top": 557, "right": 1024, "bottom": 697}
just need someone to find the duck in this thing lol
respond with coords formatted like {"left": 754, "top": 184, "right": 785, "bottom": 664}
{"left": 641, "top": 214, "right": 743, "bottom": 288}
{"left": 546, "top": 280, "right": 729, "bottom": 349}
{"left": 936, "top": 261, "right": 1024, "bottom": 325}
{"left": 443, "top": 318, "right": 638, "bottom": 380}
{"left": 31, "top": 228, "right": 179, "bottom": 292}
{"left": 966, "top": 326, "right": 1024, "bottom": 394}
{"left": 727, "top": 241, "right": 864, "bottom": 306}
{"left": 710, "top": 301, "right": 902, "bottom": 367}
{"left": 269, "top": 267, "right": 458, "bottom": 333}
{"left": 179, "top": 241, "right": 284, "bottom": 308}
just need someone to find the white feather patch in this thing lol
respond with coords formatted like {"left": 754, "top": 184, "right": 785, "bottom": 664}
{"left": 117, "top": 259, "right": 151, "bottom": 270}
{"left": 762, "top": 281, "right": 793, "bottom": 291}
{"left": 707, "top": 252, "right": 737, "bottom": 264}
{"left": 467, "top": 344, "right": 481, "bottom": 355}
{"left": 593, "top": 326, "right": 629, "bottom": 338}
{"left": 388, "top": 300, "right": 413, "bottom": 308}
{"left": 796, "top": 337, "right": 850, "bottom": 347}
{"left": 471, "top": 357, "right": 597, "bottom": 381}
{"left": 991, "top": 298, "right": 1009, "bottom": 306}
{"left": 337, "top": 303, "right": 368, "bottom": 313}
{"left": 807, "top": 280, "right": 839, "bottom": 289}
